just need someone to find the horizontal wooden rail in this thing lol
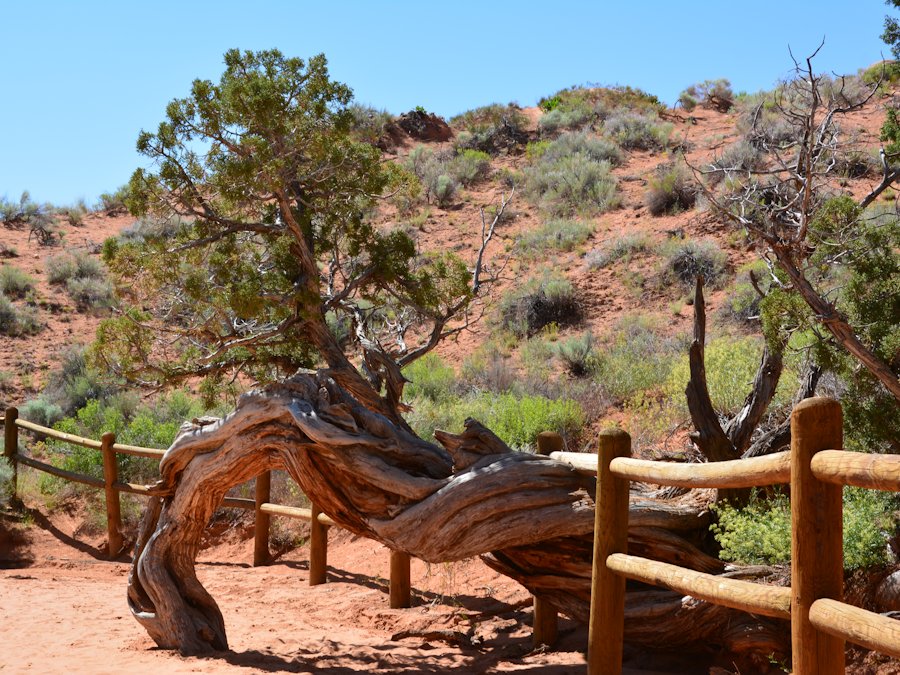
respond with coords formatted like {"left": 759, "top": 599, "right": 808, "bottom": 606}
{"left": 16, "top": 454, "right": 105, "bottom": 489}
{"left": 15, "top": 419, "right": 103, "bottom": 449}
{"left": 810, "top": 598, "right": 900, "bottom": 658}
{"left": 259, "top": 502, "right": 336, "bottom": 526}
{"left": 111, "top": 442, "right": 166, "bottom": 459}
{"left": 811, "top": 450, "right": 900, "bottom": 491}
{"left": 606, "top": 553, "right": 792, "bottom": 620}
{"left": 551, "top": 450, "right": 791, "bottom": 488}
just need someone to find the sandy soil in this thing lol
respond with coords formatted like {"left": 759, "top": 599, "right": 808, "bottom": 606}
{"left": 0, "top": 505, "right": 706, "bottom": 675}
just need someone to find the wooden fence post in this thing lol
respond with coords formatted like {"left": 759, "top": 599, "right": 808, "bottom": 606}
{"left": 253, "top": 470, "right": 271, "bottom": 566}
{"left": 389, "top": 550, "right": 411, "bottom": 608}
{"left": 588, "top": 428, "right": 631, "bottom": 675}
{"left": 4, "top": 407, "right": 18, "bottom": 503}
{"left": 309, "top": 502, "right": 327, "bottom": 586}
{"left": 791, "top": 397, "right": 844, "bottom": 675}
{"left": 100, "top": 432, "right": 123, "bottom": 558}
{"left": 532, "top": 431, "right": 563, "bottom": 647}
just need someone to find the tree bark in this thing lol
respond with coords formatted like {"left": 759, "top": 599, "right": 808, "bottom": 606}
{"left": 127, "top": 372, "right": 788, "bottom": 666}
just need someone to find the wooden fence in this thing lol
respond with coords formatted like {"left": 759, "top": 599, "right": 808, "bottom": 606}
{"left": 6, "top": 397, "right": 898, "bottom": 671}
{"left": 551, "top": 396, "right": 900, "bottom": 675}
{"left": 1, "top": 406, "right": 412, "bottom": 608}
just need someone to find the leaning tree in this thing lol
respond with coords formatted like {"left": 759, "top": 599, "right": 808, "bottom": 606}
{"left": 107, "top": 49, "right": 881, "bottom": 669}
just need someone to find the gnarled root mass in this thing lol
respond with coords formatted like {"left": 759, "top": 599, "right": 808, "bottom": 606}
{"left": 127, "top": 372, "right": 788, "bottom": 667}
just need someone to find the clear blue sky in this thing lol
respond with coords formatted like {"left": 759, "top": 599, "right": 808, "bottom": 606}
{"left": 1, "top": 1, "right": 891, "bottom": 206}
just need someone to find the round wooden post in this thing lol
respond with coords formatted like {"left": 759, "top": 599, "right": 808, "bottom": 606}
{"left": 309, "top": 502, "right": 328, "bottom": 586}
{"left": 4, "top": 407, "right": 18, "bottom": 503}
{"left": 389, "top": 549, "right": 411, "bottom": 608}
{"left": 253, "top": 470, "right": 271, "bottom": 566}
{"left": 100, "top": 432, "right": 123, "bottom": 558}
{"left": 532, "top": 431, "right": 563, "bottom": 647}
{"left": 791, "top": 397, "right": 844, "bottom": 675}
{"left": 588, "top": 428, "right": 631, "bottom": 675}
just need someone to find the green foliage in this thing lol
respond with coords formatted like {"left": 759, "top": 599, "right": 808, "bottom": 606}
{"left": 0, "top": 294, "right": 42, "bottom": 336}
{"left": 664, "top": 336, "right": 797, "bottom": 418}
{"left": 882, "top": 106, "right": 900, "bottom": 157}
{"left": 706, "top": 140, "right": 764, "bottom": 184}
{"left": 0, "top": 265, "right": 35, "bottom": 299}
{"left": 45, "top": 251, "right": 113, "bottom": 310}
{"left": 95, "top": 185, "right": 130, "bottom": 213}
{"left": 515, "top": 219, "right": 593, "bottom": 258}
{"left": 712, "top": 488, "right": 899, "bottom": 570}
{"left": 539, "top": 130, "right": 622, "bottom": 166}
{"left": 555, "top": 331, "right": 596, "bottom": 377}
{"left": 0, "top": 191, "right": 60, "bottom": 245}
{"left": 450, "top": 103, "right": 526, "bottom": 133}
{"left": 592, "top": 316, "right": 685, "bottom": 403}
{"left": 884, "top": 1, "right": 900, "bottom": 60}
{"left": 660, "top": 238, "right": 728, "bottom": 289}
{"left": 402, "top": 353, "right": 457, "bottom": 402}
{"left": 538, "top": 85, "right": 662, "bottom": 117}
{"left": 448, "top": 149, "right": 492, "bottom": 185}
{"left": 525, "top": 147, "right": 619, "bottom": 217}
{"left": 20, "top": 398, "right": 65, "bottom": 427}
{"left": 603, "top": 111, "right": 672, "bottom": 151}
{"left": 645, "top": 163, "right": 697, "bottom": 216}
{"left": 499, "top": 275, "right": 581, "bottom": 337}
{"left": 585, "top": 234, "right": 650, "bottom": 269}
{"left": 347, "top": 103, "right": 393, "bottom": 145}
{"left": 404, "top": 390, "right": 584, "bottom": 450}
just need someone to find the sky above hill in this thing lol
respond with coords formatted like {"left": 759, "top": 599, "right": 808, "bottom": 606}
{"left": 1, "top": 0, "right": 892, "bottom": 206}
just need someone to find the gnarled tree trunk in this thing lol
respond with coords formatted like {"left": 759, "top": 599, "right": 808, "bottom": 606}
{"left": 127, "top": 372, "right": 788, "bottom": 669}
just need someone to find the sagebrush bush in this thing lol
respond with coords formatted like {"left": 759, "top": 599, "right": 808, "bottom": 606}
{"left": 66, "top": 276, "right": 115, "bottom": 310}
{"left": 555, "top": 331, "right": 596, "bottom": 377}
{"left": 46, "top": 251, "right": 103, "bottom": 284}
{"left": 448, "top": 149, "right": 491, "bottom": 185}
{"left": 712, "top": 488, "right": 899, "bottom": 570}
{"left": 450, "top": 103, "right": 526, "bottom": 133}
{"left": 526, "top": 154, "right": 619, "bottom": 216}
{"left": 661, "top": 238, "right": 728, "bottom": 288}
{"left": 603, "top": 111, "right": 672, "bottom": 151}
{"left": 404, "top": 145, "right": 473, "bottom": 206}
{"left": 645, "top": 163, "right": 697, "bottom": 216}
{"left": 538, "top": 103, "right": 595, "bottom": 135}
{"left": 0, "top": 265, "right": 35, "bottom": 299}
{"left": 95, "top": 184, "right": 130, "bottom": 213}
{"left": 347, "top": 103, "right": 393, "bottom": 145}
{"left": 499, "top": 275, "right": 581, "bottom": 337}
{"left": 679, "top": 79, "right": 733, "bottom": 112}
{"left": 516, "top": 219, "right": 594, "bottom": 258}
{"left": 585, "top": 234, "right": 650, "bottom": 269}
{"left": 542, "top": 130, "right": 622, "bottom": 166}
{"left": 20, "top": 397, "right": 65, "bottom": 427}
{"left": 706, "top": 140, "right": 764, "bottom": 184}
{"left": 0, "top": 294, "right": 42, "bottom": 336}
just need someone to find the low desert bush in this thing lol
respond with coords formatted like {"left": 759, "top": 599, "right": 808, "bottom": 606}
{"left": 95, "top": 184, "right": 130, "bottom": 213}
{"left": 540, "top": 130, "right": 622, "bottom": 166}
{"left": 516, "top": 219, "right": 593, "bottom": 258}
{"left": 592, "top": 315, "right": 684, "bottom": 402}
{"left": 499, "top": 275, "right": 581, "bottom": 337}
{"left": 448, "top": 149, "right": 491, "bottom": 185}
{"left": 645, "top": 163, "right": 697, "bottom": 216}
{"left": 0, "top": 265, "right": 35, "bottom": 299}
{"left": 348, "top": 103, "right": 393, "bottom": 145}
{"left": 679, "top": 79, "right": 734, "bottom": 112}
{"left": 585, "top": 234, "right": 650, "bottom": 269}
{"left": 555, "top": 331, "right": 596, "bottom": 377}
{"left": 706, "top": 140, "right": 765, "bottom": 184}
{"left": 0, "top": 295, "right": 42, "bottom": 336}
{"left": 712, "top": 488, "right": 899, "bottom": 570}
{"left": 402, "top": 353, "right": 457, "bottom": 402}
{"left": 526, "top": 154, "right": 619, "bottom": 217}
{"left": 46, "top": 251, "right": 113, "bottom": 310}
{"left": 603, "top": 111, "right": 672, "bottom": 151}
{"left": 660, "top": 238, "right": 728, "bottom": 289}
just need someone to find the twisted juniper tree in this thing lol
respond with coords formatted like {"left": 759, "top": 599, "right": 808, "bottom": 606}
{"left": 110, "top": 50, "right": 792, "bottom": 670}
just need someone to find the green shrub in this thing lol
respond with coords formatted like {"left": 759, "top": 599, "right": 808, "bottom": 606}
{"left": 402, "top": 353, "right": 457, "bottom": 402}
{"left": 404, "top": 390, "right": 584, "bottom": 450}
{"left": 592, "top": 315, "right": 684, "bottom": 402}
{"left": 603, "top": 111, "right": 672, "bottom": 151}
{"left": 661, "top": 238, "right": 728, "bottom": 289}
{"left": 516, "top": 219, "right": 593, "bottom": 258}
{"left": 0, "top": 295, "right": 42, "bottom": 336}
{"left": 66, "top": 276, "right": 115, "bottom": 310}
{"left": 679, "top": 79, "right": 734, "bottom": 112}
{"left": 585, "top": 234, "right": 650, "bottom": 269}
{"left": 20, "top": 397, "right": 65, "bottom": 427}
{"left": 405, "top": 146, "right": 461, "bottom": 206}
{"left": 347, "top": 103, "right": 393, "bottom": 145}
{"left": 555, "top": 331, "right": 596, "bottom": 376}
{"left": 526, "top": 154, "right": 619, "bottom": 216}
{"left": 450, "top": 103, "right": 526, "bottom": 132}
{"left": 541, "top": 130, "right": 622, "bottom": 166}
{"left": 539, "top": 103, "right": 594, "bottom": 135}
{"left": 499, "top": 275, "right": 581, "bottom": 337}
{"left": 645, "top": 163, "right": 697, "bottom": 216}
{"left": 41, "top": 346, "right": 118, "bottom": 416}
{"left": 0, "top": 265, "right": 35, "bottom": 299}
{"left": 46, "top": 251, "right": 103, "bottom": 284}
{"left": 712, "top": 488, "right": 899, "bottom": 570}
{"left": 448, "top": 149, "right": 491, "bottom": 185}
{"left": 95, "top": 184, "right": 130, "bottom": 213}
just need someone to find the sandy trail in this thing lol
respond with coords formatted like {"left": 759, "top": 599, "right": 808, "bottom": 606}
{"left": 0, "top": 507, "right": 706, "bottom": 675}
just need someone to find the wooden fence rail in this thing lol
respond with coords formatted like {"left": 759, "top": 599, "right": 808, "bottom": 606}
{"left": 2, "top": 407, "right": 410, "bottom": 608}
{"left": 553, "top": 397, "right": 900, "bottom": 674}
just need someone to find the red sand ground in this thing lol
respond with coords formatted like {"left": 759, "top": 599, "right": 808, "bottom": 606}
{"left": 0, "top": 505, "right": 709, "bottom": 674}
